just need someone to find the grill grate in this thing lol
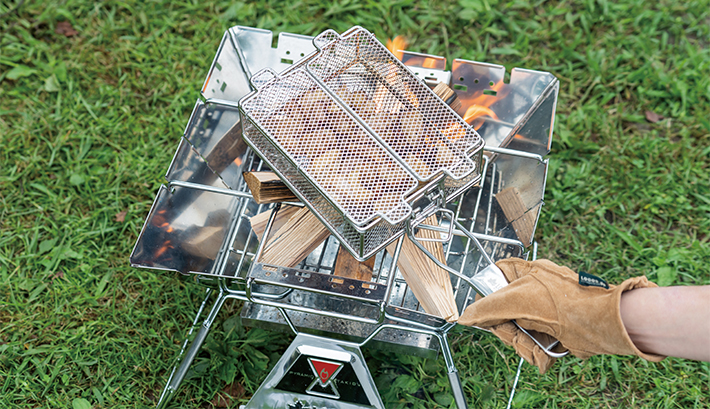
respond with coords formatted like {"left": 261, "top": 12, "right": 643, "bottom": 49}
{"left": 240, "top": 26, "right": 484, "bottom": 260}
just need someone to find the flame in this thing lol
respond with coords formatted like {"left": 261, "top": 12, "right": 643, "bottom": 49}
{"left": 233, "top": 157, "right": 243, "bottom": 166}
{"left": 463, "top": 106, "right": 498, "bottom": 122}
{"left": 386, "top": 35, "right": 408, "bottom": 61}
{"left": 422, "top": 58, "right": 437, "bottom": 69}
{"left": 458, "top": 80, "right": 507, "bottom": 129}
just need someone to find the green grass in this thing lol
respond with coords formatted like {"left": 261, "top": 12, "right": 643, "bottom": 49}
{"left": 1, "top": 0, "right": 709, "bottom": 408}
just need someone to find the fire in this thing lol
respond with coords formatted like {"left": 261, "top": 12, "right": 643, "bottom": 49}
{"left": 422, "top": 58, "right": 437, "bottom": 69}
{"left": 233, "top": 157, "right": 243, "bottom": 166}
{"left": 459, "top": 80, "right": 507, "bottom": 129}
{"left": 386, "top": 35, "right": 408, "bottom": 61}
{"left": 463, "top": 106, "right": 498, "bottom": 122}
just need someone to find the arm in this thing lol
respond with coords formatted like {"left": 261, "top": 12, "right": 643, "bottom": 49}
{"left": 620, "top": 285, "right": 710, "bottom": 362}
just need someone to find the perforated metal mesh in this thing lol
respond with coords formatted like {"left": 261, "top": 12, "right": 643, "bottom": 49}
{"left": 307, "top": 27, "right": 483, "bottom": 176}
{"left": 243, "top": 119, "right": 409, "bottom": 260}
{"left": 242, "top": 69, "right": 418, "bottom": 226}
{"left": 240, "top": 26, "right": 485, "bottom": 259}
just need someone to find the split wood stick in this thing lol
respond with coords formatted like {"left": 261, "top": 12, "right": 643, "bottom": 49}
{"left": 249, "top": 205, "right": 301, "bottom": 242}
{"left": 204, "top": 120, "right": 246, "bottom": 172}
{"left": 333, "top": 247, "right": 375, "bottom": 282}
{"left": 244, "top": 171, "right": 299, "bottom": 204}
{"left": 432, "top": 82, "right": 462, "bottom": 113}
{"left": 386, "top": 215, "right": 459, "bottom": 322}
{"left": 495, "top": 187, "right": 534, "bottom": 247}
{"left": 258, "top": 206, "right": 331, "bottom": 268}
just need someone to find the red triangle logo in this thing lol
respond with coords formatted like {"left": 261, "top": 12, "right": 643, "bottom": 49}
{"left": 309, "top": 359, "right": 342, "bottom": 384}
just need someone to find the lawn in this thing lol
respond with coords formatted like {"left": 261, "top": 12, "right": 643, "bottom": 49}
{"left": 1, "top": 0, "right": 709, "bottom": 408}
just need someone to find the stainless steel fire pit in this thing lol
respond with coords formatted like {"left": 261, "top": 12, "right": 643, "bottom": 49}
{"left": 130, "top": 25, "right": 559, "bottom": 409}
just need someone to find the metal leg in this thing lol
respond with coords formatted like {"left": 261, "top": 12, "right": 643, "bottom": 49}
{"left": 506, "top": 358, "right": 524, "bottom": 409}
{"left": 438, "top": 332, "right": 468, "bottom": 409}
{"left": 504, "top": 242, "right": 535, "bottom": 409}
{"left": 447, "top": 371, "right": 468, "bottom": 409}
{"left": 156, "top": 287, "right": 229, "bottom": 409}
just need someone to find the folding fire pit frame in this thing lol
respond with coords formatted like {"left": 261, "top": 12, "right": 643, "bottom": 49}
{"left": 130, "top": 25, "right": 560, "bottom": 409}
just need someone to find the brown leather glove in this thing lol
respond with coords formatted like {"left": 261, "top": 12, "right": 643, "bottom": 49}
{"left": 459, "top": 258, "right": 665, "bottom": 373}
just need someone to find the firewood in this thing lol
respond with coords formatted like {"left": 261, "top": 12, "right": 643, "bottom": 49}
{"left": 432, "top": 82, "right": 462, "bottom": 113}
{"left": 244, "top": 171, "right": 299, "bottom": 204}
{"left": 495, "top": 187, "right": 534, "bottom": 247}
{"left": 204, "top": 120, "right": 247, "bottom": 172}
{"left": 257, "top": 206, "right": 331, "bottom": 268}
{"left": 333, "top": 247, "right": 375, "bottom": 282}
{"left": 249, "top": 205, "right": 301, "bottom": 242}
{"left": 386, "top": 215, "right": 459, "bottom": 322}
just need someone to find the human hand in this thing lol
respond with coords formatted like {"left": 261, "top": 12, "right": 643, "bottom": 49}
{"left": 459, "top": 258, "right": 664, "bottom": 373}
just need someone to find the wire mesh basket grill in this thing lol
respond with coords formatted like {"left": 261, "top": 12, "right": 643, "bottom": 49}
{"left": 240, "top": 26, "right": 484, "bottom": 261}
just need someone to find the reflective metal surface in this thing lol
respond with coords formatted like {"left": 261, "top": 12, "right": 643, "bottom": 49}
{"left": 182, "top": 100, "right": 248, "bottom": 189}
{"left": 130, "top": 184, "right": 238, "bottom": 274}
{"left": 401, "top": 54, "right": 558, "bottom": 154}
{"left": 130, "top": 24, "right": 559, "bottom": 409}
{"left": 243, "top": 334, "right": 384, "bottom": 409}
{"left": 202, "top": 27, "right": 316, "bottom": 103}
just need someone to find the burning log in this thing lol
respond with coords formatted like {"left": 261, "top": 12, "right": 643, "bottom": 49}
{"left": 386, "top": 215, "right": 459, "bottom": 322}
{"left": 251, "top": 206, "right": 373, "bottom": 281}
{"left": 432, "top": 82, "right": 462, "bottom": 113}
{"left": 249, "top": 204, "right": 301, "bottom": 242}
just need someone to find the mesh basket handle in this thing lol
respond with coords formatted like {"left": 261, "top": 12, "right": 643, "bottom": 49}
{"left": 447, "top": 156, "right": 477, "bottom": 180}
{"left": 408, "top": 208, "right": 455, "bottom": 244}
{"left": 248, "top": 68, "right": 278, "bottom": 90}
{"left": 312, "top": 26, "right": 370, "bottom": 51}
{"left": 312, "top": 28, "right": 341, "bottom": 50}
{"left": 376, "top": 201, "right": 412, "bottom": 226}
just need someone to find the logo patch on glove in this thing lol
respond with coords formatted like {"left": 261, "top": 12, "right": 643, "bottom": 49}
{"left": 578, "top": 271, "right": 609, "bottom": 289}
